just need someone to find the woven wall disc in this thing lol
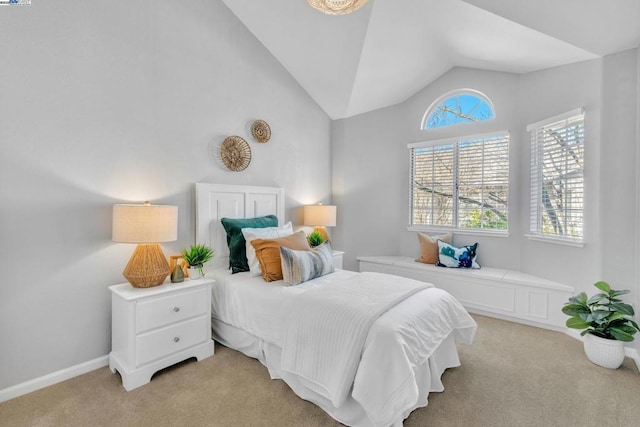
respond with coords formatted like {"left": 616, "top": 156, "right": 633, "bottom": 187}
{"left": 251, "top": 120, "right": 271, "bottom": 143}
{"left": 220, "top": 136, "right": 251, "bottom": 171}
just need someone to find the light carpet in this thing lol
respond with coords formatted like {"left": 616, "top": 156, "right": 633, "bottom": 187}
{"left": 1, "top": 315, "right": 639, "bottom": 426}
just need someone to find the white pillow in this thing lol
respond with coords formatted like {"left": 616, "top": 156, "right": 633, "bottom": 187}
{"left": 242, "top": 222, "right": 293, "bottom": 276}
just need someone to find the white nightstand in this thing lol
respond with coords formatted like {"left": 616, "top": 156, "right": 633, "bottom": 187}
{"left": 332, "top": 250, "right": 345, "bottom": 269}
{"left": 109, "top": 278, "right": 215, "bottom": 391}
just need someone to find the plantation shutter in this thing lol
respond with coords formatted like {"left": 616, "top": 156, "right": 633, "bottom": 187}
{"left": 457, "top": 134, "right": 509, "bottom": 230}
{"left": 409, "top": 131, "right": 509, "bottom": 230}
{"left": 528, "top": 109, "right": 584, "bottom": 240}
{"left": 410, "top": 144, "right": 455, "bottom": 227}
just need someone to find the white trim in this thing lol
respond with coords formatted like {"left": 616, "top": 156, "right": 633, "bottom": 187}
{"left": 626, "top": 347, "right": 640, "bottom": 372}
{"left": 407, "top": 130, "right": 510, "bottom": 149}
{"left": 0, "top": 355, "right": 109, "bottom": 403}
{"left": 420, "top": 88, "right": 496, "bottom": 130}
{"left": 525, "top": 234, "right": 585, "bottom": 248}
{"left": 407, "top": 225, "right": 509, "bottom": 238}
{"left": 526, "top": 107, "right": 585, "bottom": 131}
{"left": 465, "top": 307, "right": 567, "bottom": 333}
{"left": 624, "top": 347, "right": 640, "bottom": 371}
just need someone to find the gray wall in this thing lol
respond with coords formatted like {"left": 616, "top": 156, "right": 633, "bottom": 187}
{"left": 333, "top": 51, "right": 639, "bottom": 302}
{"left": 636, "top": 47, "right": 640, "bottom": 354}
{"left": 0, "top": 0, "right": 331, "bottom": 390}
{"left": 332, "top": 68, "right": 521, "bottom": 271}
{"left": 598, "top": 51, "right": 638, "bottom": 292}
{"left": 516, "top": 59, "right": 603, "bottom": 287}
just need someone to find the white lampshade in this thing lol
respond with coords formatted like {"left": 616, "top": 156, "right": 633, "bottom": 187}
{"left": 112, "top": 202, "right": 178, "bottom": 243}
{"left": 304, "top": 204, "right": 337, "bottom": 227}
{"left": 112, "top": 202, "right": 178, "bottom": 288}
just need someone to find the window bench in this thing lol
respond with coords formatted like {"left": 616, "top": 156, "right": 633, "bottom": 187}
{"left": 357, "top": 256, "right": 575, "bottom": 331}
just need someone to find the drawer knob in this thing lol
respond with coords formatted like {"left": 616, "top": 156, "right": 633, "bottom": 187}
{"left": 173, "top": 337, "right": 180, "bottom": 343}
{"left": 173, "top": 307, "right": 180, "bottom": 312}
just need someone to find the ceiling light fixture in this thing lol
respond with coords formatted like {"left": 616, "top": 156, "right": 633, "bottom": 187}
{"left": 307, "top": 0, "right": 368, "bottom": 15}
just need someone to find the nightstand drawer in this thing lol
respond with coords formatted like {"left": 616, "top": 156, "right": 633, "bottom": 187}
{"left": 136, "top": 287, "right": 209, "bottom": 333}
{"left": 136, "top": 315, "right": 209, "bottom": 367}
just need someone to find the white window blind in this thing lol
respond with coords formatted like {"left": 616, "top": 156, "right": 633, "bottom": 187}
{"left": 409, "top": 132, "right": 509, "bottom": 231}
{"left": 528, "top": 109, "right": 584, "bottom": 241}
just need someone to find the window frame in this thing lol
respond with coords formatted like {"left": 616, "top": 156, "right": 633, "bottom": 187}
{"left": 408, "top": 131, "right": 510, "bottom": 235}
{"left": 420, "top": 88, "right": 496, "bottom": 130}
{"left": 526, "top": 108, "right": 585, "bottom": 246}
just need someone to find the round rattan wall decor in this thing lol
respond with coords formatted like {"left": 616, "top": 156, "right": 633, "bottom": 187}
{"left": 220, "top": 135, "right": 251, "bottom": 171}
{"left": 251, "top": 119, "right": 271, "bottom": 143}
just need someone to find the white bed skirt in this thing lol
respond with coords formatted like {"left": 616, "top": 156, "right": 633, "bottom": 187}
{"left": 212, "top": 318, "right": 461, "bottom": 427}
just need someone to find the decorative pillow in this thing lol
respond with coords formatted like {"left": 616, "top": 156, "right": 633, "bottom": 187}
{"left": 415, "top": 232, "right": 453, "bottom": 264}
{"left": 251, "top": 231, "right": 311, "bottom": 282}
{"left": 436, "top": 240, "right": 480, "bottom": 269}
{"left": 221, "top": 215, "right": 278, "bottom": 274}
{"left": 280, "top": 242, "right": 335, "bottom": 286}
{"left": 242, "top": 222, "right": 293, "bottom": 277}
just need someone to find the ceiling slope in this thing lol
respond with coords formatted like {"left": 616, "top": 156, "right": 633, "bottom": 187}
{"left": 223, "top": 0, "right": 639, "bottom": 120}
{"left": 461, "top": 0, "right": 640, "bottom": 56}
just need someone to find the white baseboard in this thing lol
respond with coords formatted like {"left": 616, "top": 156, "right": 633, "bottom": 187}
{"left": 625, "top": 347, "right": 640, "bottom": 372}
{"left": 466, "top": 307, "right": 567, "bottom": 333}
{"left": 0, "top": 355, "right": 109, "bottom": 404}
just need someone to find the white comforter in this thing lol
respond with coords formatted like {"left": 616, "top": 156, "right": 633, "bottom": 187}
{"left": 210, "top": 269, "right": 477, "bottom": 426}
{"left": 281, "top": 272, "right": 429, "bottom": 407}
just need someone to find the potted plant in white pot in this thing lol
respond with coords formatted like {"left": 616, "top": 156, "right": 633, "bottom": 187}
{"left": 562, "top": 281, "right": 640, "bottom": 369}
{"left": 181, "top": 244, "right": 214, "bottom": 280}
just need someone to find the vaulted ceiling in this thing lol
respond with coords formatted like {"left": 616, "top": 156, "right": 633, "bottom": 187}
{"left": 222, "top": 0, "right": 640, "bottom": 120}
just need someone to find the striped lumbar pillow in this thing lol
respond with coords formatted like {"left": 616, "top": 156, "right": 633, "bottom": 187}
{"left": 280, "top": 242, "right": 335, "bottom": 286}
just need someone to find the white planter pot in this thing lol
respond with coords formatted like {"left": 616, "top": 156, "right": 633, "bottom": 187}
{"left": 583, "top": 333, "right": 625, "bottom": 369}
{"left": 187, "top": 266, "right": 201, "bottom": 280}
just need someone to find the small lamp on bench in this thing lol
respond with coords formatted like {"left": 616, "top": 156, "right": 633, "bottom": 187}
{"left": 303, "top": 203, "right": 336, "bottom": 243}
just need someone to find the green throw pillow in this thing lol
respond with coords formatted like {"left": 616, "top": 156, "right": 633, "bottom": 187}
{"left": 221, "top": 215, "right": 278, "bottom": 273}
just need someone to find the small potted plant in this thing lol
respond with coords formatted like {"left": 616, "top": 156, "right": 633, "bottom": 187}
{"left": 307, "top": 230, "right": 326, "bottom": 247}
{"left": 181, "top": 244, "right": 214, "bottom": 279}
{"left": 562, "top": 281, "right": 640, "bottom": 369}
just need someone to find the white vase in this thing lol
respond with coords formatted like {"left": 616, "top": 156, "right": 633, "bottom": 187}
{"left": 188, "top": 266, "right": 201, "bottom": 280}
{"left": 583, "top": 333, "right": 625, "bottom": 369}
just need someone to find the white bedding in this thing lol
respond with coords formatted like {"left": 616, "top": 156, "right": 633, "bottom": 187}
{"left": 281, "top": 272, "right": 429, "bottom": 407}
{"left": 209, "top": 268, "right": 477, "bottom": 427}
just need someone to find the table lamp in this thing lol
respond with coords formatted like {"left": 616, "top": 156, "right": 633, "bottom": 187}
{"left": 112, "top": 202, "right": 178, "bottom": 288}
{"left": 303, "top": 203, "right": 337, "bottom": 243}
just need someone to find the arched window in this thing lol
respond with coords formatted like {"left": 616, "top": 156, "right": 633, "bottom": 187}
{"left": 422, "top": 90, "right": 495, "bottom": 129}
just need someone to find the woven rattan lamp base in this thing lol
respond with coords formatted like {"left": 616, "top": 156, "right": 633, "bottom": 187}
{"left": 123, "top": 243, "right": 171, "bottom": 288}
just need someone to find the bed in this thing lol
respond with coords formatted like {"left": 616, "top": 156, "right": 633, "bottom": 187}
{"left": 195, "top": 183, "right": 477, "bottom": 427}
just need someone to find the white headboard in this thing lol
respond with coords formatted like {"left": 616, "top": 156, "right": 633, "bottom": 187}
{"left": 195, "top": 183, "right": 285, "bottom": 269}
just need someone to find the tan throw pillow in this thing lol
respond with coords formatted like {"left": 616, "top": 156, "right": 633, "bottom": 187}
{"left": 251, "top": 231, "right": 311, "bottom": 282}
{"left": 415, "top": 232, "right": 453, "bottom": 264}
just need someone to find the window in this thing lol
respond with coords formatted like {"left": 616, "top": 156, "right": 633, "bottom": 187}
{"left": 422, "top": 90, "right": 495, "bottom": 129}
{"left": 528, "top": 109, "right": 584, "bottom": 242}
{"left": 409, "top": 132, "right": 509, "bottom": 232}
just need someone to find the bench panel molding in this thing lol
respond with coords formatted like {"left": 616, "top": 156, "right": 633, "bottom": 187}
{"left": 358, "top": 256, "right": 574, "bottom": 331}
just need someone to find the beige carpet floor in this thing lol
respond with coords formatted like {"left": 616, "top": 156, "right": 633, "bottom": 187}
{"left": 1, "top": 315, "right": 639, "bottom": 427}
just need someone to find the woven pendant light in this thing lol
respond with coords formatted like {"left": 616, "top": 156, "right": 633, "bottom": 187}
{"left": 307, "top": 0, "right": 369, "bottom": 15}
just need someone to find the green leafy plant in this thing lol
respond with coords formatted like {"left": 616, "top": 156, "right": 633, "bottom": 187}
{"left": 562, "top": 281, "right": 640, "bottom": 342}
{"left": 181, "top": 244, "right": 214, "bottom": 277}
{"left": 307, "top": 231, "right": 325, "bottom": 247}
